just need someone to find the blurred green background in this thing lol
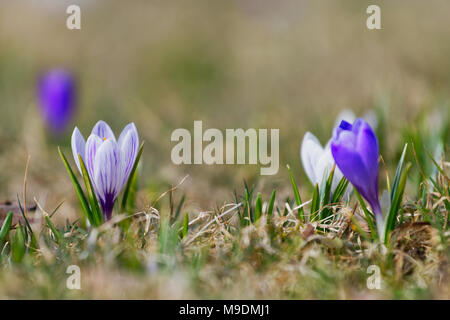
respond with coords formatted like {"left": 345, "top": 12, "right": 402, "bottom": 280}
{"left": 0, "top": 0, "right": 448, "bottom": 219}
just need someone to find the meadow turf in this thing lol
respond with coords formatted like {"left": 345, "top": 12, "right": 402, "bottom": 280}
{"left": 0, "top": 1, "right": 449, "bottom": 299}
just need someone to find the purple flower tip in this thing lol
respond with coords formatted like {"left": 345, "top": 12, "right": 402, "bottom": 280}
{"left": 331, "top": 118, "right": 382, "bottom": 218}
{"left": 37, "top": 68, "right": 76, "bottom": 133}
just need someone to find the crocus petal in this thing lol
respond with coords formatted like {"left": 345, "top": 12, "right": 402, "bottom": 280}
{"left": 93, "top": 140, "right": 122, "bottom": 200}
{"left": 331, "top": 139, "right": 371, "bottom": 199}
{"left": 315, "top": 147, "right": 334, "bottom": 184}
{"left": 354, "top": 119, "right": 379, "bottom": 184}
{"left": 93, "top": 140, "right": 122, "bottom": 219}
{"left": 118, "top": 122, "right": 138, "bottom": 147}
{"left": 118, "top": 124, "right": 139, "bottom": 188}
{"left": 71, "top": 127, "right": 86, "bottom": 174}
{"left": 331, "top": 118, "right": 381, "bottom": 217}
{"left": 91, "top": 120, "right": 116, "bottom": 141}
{"left": 300, "top": 132, "right": 324, "bottom": 185}
{"left": 85, "top": 134, "right": 103, "bottom": 180}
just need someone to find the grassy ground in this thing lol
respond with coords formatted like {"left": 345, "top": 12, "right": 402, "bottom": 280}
{"left": 0, "top": 1, "right": 449, "bottom": 299}
{"left": 0, "top": 159, "right": 448, "bottom": 299}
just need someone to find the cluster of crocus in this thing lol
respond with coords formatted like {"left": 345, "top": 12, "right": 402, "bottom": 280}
{"left": 71, "top": 121, "right": 139, "bottom": 219}
{"left": 37, "top": 69, "right": 76, "bottom": 134}
{"left": 301, "top": 112, "right": 383, "bottom": 232}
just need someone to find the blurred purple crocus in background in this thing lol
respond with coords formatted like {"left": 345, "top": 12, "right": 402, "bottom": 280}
{"left": 331, "top": 119, "right": 382, "bottom": 224}
{"left": 71, "top": 121, "right": 139, "bottom": 219}
{"left": 37, "top": 69, "right": 76, "bottom": 133}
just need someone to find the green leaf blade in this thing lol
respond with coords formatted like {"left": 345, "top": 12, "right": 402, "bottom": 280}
{"left": 121, "top": 142, "right": 145, "bottom": 213}
{"left": 58, "top": 147, "right": 93, "bottom": 224}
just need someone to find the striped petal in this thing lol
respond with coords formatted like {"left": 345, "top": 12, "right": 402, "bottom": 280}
{"left": 85, "top": 134, "right": 103, "bottom": 180}
{"left": 118, "top": 123, "right": 139, "bottom": 188}
{"left": 93, "top": 139, "right": 122, "bottom": 203}
{"left": 91, "top": 120, "right": 116, "bottom": 141}
{"left": 118, "top": 122, "right": 138, "bottom": 147}
{"left": 71, "top": 127, "right": 86, "bottom": 174}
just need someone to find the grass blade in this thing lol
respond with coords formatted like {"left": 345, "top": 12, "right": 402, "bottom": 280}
{"left": 331, "top": 176, "right": 350, "bottom": 204}
{"left": 354, "top": 189, "right": 377, "bottom": 241}
{"left": 255, "top": 192, "right": 262, "bottom": 222}
{"left": 320, "top": 165, "right": 335, "bottom": 219}
{"left": 45, "top": 215, "right": 62, "bottom": 244}
{"left": 181, "top": 213, "right": 189, "bottom": 239}
{"left": 287, "top": 165, "right": 304, "bottom": 221}
{"left": 78, "top": 154, "right": 103, "bottom": 226}
{"left": 310, "top": 184, "right": 320, "bottom": 221}
{"left": 174, "top": 194, "right": 185, "bottom": 222}
{"left": 425, "top": 147, "right": 448, "bottom": 181}
{"left": 121, "top": 142, "right": 145, "bottom": 212}
{"left": 58, "top": 147, "right": 92, "bottom": 223}
{"left": 0, "top": 211, "right": 14, "bottom": 244}
{"left": 11, "top": 224, "right": 26, "bottom": 263}
{"left": 384, "top": 162, "right": 412, "bottom": 244}
{"left": 390, "top": 143, "right": 408, "bottom": 200}
{"left": 267, "top": 189, "right": 276, "bottom": 218}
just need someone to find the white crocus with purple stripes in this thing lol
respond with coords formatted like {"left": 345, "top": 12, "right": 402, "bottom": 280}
{"left": 71, "top": 120, "right": 139, "bottom": 219}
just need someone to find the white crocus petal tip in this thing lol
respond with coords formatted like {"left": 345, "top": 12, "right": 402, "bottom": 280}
{"left": 119, "top": 126, "right": 139, "bottom": 188}
{"left": 92, "top": 120, "right": 116, "bottom": 141}
{"left": 71, "top": 126, "right": 86, "bottom": 174}
{"left": 300, "top": 132, "right": 324, "bottom": 186}
{"left": 118, "top": 122, "right": 139, "bottom": 147}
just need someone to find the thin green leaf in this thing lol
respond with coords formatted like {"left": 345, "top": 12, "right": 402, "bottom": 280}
{"left": 287, "top": 165, "right": 304, "bottom": 220}
{"left": 243, "top": 181, "right": 253, "bottom": 225}
{"left": 174, "top": 195, "right": 185, "bottom": 222}
{"left": 390, "top": 143, "right": 408, "bottom": 200}
{"left": 320, "top": 165, "right": 335, "bottom": 219}
{"left": 354, "top": 189, "right": 377, "bottom": 241}
{"left": 58, "top": 147, "right": 93, "bottom": 223}
{"left": 182, "top": 213, "right": 189, "bottom": 239}
{"left": 255, "top": 192, "right": 262, "bottom": 222}
{"left": 331, "top": 177, "right": 350, "bottom": 204}
{"left": 45, "top": 215, "right": 62, "bottom": 244}
{"left": 121, "top": 142, "right": 145, "bottom": 212}
{"left": 267, "top": 190, "right": 276, "bottom": 218}
{"left": 310, "top": 184, "right": 320, "bottom": 222}
{"left": 384, "top": 162, "right": 412, "bottom": 244}
{"left": 79, "top": 154, "right": 103, "bottom": 226}
{"left": 16, "top": 195, "right": 34, "bottom": 238}
{"left": 425, "top": 147, "right": 448, "bottom": 181}
{"left": 11, "top": 224, "right": 26, "bottom": 263}
{"left": 49, "top": 201, "right": 65, "bottom": 218}
{"left": 0, "top": 211, "right": 14, "bottom": 244}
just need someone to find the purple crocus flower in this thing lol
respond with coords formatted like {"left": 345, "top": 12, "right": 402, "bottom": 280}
{"left": 331, "top": 119, "right": 382, "bottom": 220}
{"left": 37, "top": 69, "right": 76, "bottom": 133}
{"left": 71, "top": 121, "right": 139, "bottom": 219}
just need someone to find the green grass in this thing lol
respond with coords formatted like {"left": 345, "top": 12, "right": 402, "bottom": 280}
{"left": 0, "top": 149, "right": 447, "bottom": 299}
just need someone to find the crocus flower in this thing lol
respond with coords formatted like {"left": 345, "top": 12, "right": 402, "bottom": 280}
{"left": 71, "top": 121, "right": 139, "bottom": 219}
{"left": 37, "top": 69, "right": 76, "bottom": 133}
{"left": 331, "top": 119, "right": 382, "bottom": 223}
